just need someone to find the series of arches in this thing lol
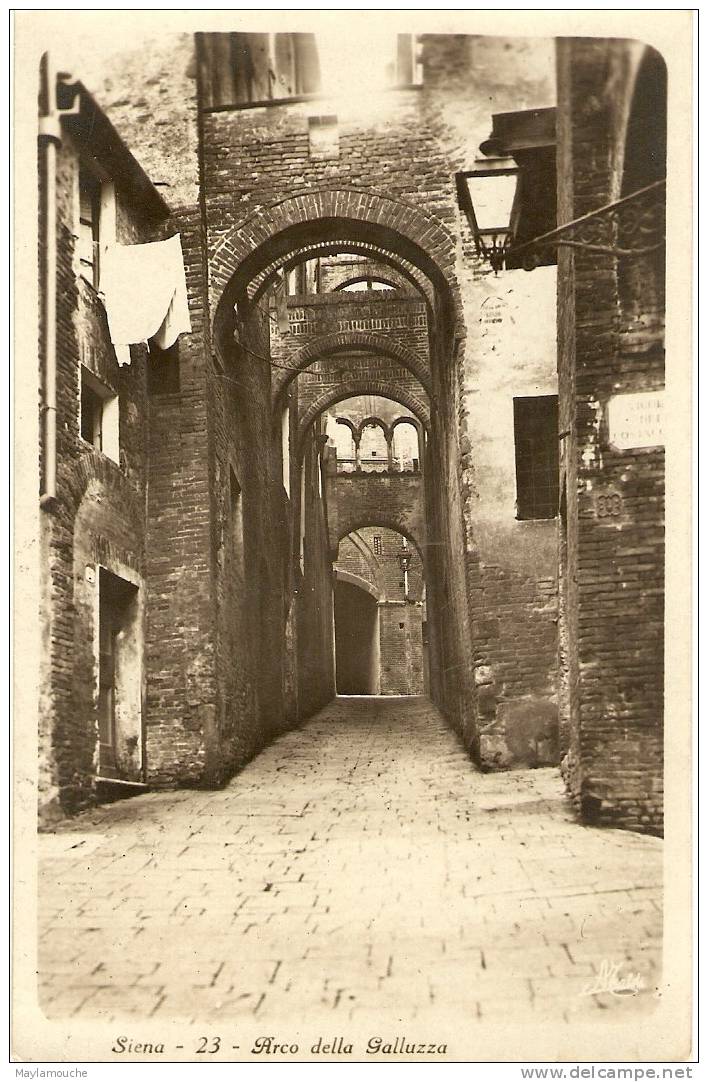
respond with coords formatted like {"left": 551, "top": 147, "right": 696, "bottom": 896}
{"left": 211, "top": 183, "right": 476, "bottom": 748}
{"left": 330, "top": 414, "right": 422, "bottom": 473}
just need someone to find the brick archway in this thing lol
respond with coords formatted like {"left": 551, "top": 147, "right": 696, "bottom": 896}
{"left": 250, "top": 240, "right": 433, "bottom": 306}
{"left": 211, "top": 188, "right": 460, "bottom": 356}
{"left": 297, "top": 381, "right": 430, "bottom": 457}
{"left": 335, "top": 517, "right": 425, "bottom": 562}
{"left": 273, "top": 330, "right": 432, "bottom": 400}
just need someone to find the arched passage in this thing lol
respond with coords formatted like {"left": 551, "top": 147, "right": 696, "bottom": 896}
{"left": 334, "top": 580, "right": 381, "bottom": 695}
{"left": 298, "top": 384, "right": 430, "bottom": 458}
{"left": 209, "top": 186, "right": 478, "bottom": 773}
{"left": 391, "top": 419, "right": 422, "bottom": 471}
{"left": 271, "top": 329, "right": 432, "bottom": 398}
{"left": 335, "top": 526, "right": 426, "bottom": 696}
{"left": 210, "top": 188, "right": 459, "bottom": 335}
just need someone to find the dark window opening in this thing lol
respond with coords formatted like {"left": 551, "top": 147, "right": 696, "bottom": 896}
{"left": 148, "top": 341, "right": 181, "bottom": 395}
{"left": 80, "top": 367, "right": 119, "bottom": 461}
{"left": 618, "top": 49, "right": 666, "bottom": 347}
{"left": 513, "top": 395, "right": 559, "bottom": 520}
{"left": 80, "top": 378, "right": 103, "bottom": 449}
{"left": 80, "top": 370, "right": 120, "bottom": 463}
{"left": 78, "top": 167, "right": 101, "bottom": 288}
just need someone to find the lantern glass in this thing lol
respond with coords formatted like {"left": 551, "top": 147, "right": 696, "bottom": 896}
{"left": 398, "top": 551, "right": 413, "bottom": 572}
{"left": 466, "top": 171, "right": 519, "bottom": 234}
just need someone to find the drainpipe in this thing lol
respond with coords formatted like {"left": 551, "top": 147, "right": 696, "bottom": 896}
{"left": 38, "top": 53, "right": 78, "bottom": 509}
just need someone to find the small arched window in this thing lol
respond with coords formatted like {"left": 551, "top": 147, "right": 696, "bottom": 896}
{"left": 331, "top": 418, "right": 356, "bottom": 469}
{"left": 391, "top": 421, "right": 420, "bottom": 471}
{"left": 359, "top": 422, "right": 388, "bottom": 467}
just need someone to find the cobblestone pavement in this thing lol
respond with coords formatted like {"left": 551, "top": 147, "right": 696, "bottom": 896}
{"left": 38, "top": 696, "right": 662, "bottom": 1029}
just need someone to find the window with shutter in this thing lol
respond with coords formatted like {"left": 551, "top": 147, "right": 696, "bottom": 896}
{"left": 513, "top": 395, "right": 559, "bottom": 520}
{"left": 78, "top": 168, "right": 101, "bottom": 288}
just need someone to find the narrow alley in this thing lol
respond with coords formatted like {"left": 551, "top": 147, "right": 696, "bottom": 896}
{"left": 17, "top": 11, "right": 686, "bottom": 1065}
{"left": 39, "top": 696, "right": 662, "bottom": 1030}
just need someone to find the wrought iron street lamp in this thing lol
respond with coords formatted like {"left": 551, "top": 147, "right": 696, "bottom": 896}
{"left": 455, "top": 163, "right": 520, "bottom": 273}
{"left": 397, "top": 548, "right": 413, "bottom": 601}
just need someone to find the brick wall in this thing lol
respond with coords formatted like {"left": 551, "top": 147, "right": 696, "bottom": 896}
{"left": 329, "top": 471, "right": 425, "bottom": 555}
{"left": 39, "top": 129, "right": 164, "bottom": 818}
{"left": 45, "top": 31, "right": 568, "bottom": 813}
{"left": 556, "top": 38, "right": 665, "bottom": 834}
{"left": 318, "top": 256, "right": 415, "bottom": 293}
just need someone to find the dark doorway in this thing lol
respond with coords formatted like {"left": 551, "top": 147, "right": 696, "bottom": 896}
{"left": 98, "top": 568, "right": 140, "bottom": 779}
{"left": 334, "top": 580, "right": 380, "bottom": 694}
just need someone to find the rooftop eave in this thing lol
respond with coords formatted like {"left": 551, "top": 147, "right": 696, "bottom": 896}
{"left": 58, "top": 80, "right": 170, "bottom": 221}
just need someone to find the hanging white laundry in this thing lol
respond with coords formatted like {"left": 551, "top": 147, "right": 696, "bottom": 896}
{"left": 152, "top": 272, "right": 192, "bottom": 351}
{"left": 101, "top": 234, "right": 192, "bottom": 354}
{"left": 113, "top": 343, "right": 132, "bottom": 368}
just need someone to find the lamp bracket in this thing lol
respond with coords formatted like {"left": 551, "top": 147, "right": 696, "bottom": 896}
{"left": 509, "top": 179, "right": 666, "bottom": 268}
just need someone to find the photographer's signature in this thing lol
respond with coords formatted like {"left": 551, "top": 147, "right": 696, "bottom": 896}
{"left": 581, "top": 959, "right": 645, "bottom": 997}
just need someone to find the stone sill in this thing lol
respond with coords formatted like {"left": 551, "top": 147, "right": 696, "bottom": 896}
{"left": 203, "top": 85, "right": 423, "bottom": 114}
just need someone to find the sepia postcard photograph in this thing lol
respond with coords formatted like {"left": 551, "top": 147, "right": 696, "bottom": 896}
{"left": 11, "top": 7, "right": 695, "bottom": 1069}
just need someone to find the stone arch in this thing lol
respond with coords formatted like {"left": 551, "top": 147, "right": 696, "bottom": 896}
{"left": 391, "top": 414, "right": 424, "bottom": 438}
{"left": 358, "top": 416, "right": 391, "bottom": 440}
{"left": 390, "top": 416, "right": 423, "bottom": 465}
{"left": 272, "top": 330, "right": 432, "bottom": 399}
{"left": 334, "top": 568, "right": 381, "bottom": 601}
{"left": 211, "top": 188, "right": 460, "bottom": 355}
{"left": 297, "top": 381, "right": 430, "bottom": 457}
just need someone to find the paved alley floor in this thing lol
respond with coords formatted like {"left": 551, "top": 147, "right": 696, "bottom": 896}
{"left": 37, "top": 696, "right": 662, "bottom": 1037}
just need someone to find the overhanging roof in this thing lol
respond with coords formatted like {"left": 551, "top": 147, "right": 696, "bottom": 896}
{"left": 480, "top": 106, "right": 556, "bottom": 156}
{"left": 57, "top": 79, "right": 170, "bottom": 221}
